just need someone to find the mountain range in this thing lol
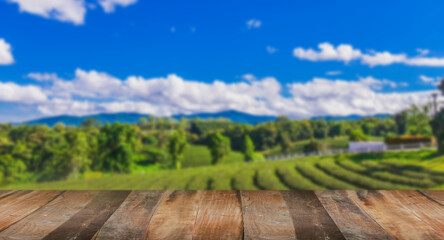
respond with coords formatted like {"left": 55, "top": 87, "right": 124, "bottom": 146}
{"left": 23, "top": 110, "right": 392, "bottom": 127}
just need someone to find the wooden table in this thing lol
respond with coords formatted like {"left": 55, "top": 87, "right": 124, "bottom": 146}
{"left": 0, "top": 190, "right": 442, "bottom": 239}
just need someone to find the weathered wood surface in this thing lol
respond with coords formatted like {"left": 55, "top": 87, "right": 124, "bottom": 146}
{"left": 241, "top": 190, "right": 296, "bottom": 240}
{"left": 193, "top": 191, "right": 243, "bottom": 240}
{"left": 0, "top": 190, "right": 442, "bottom": 239}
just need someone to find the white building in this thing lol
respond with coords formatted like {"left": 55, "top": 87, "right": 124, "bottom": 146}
{"left": 349, "top": 141, "right": 387, "bottom": 153}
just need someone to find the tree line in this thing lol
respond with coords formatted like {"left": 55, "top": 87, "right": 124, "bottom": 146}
{"left": 0, "top": 94, "right": 437, "bottom": 185}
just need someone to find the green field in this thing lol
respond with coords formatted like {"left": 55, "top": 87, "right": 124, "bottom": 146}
{"left": 3, "top": 150, "right": 444, "bottom": 190}
{"left": 181, "top": 145, "right": 245, "bottom": 168}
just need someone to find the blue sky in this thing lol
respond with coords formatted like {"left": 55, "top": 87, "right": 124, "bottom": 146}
{"left": 0, "top": 0, "right": 443, "bottom": 122}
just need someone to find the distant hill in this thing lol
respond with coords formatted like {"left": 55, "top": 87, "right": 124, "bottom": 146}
{"left": 23, "top": 111, "right": 393, "bottom": 127}
{"left": 24, "top": 110, "right": 277, "bottom": 127}
{"left": 311, "top": 113, "right": 391, "bottom": 121}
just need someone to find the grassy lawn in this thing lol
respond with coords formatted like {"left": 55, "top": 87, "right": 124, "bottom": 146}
{"left": 3, "top": 150, "right": 443, "bottom": 190}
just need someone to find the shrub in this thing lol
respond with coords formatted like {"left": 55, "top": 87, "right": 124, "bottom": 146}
{"left": 385, "top": 135, "right": 432, "bottom": 145}
{"left": 349, "top": 129, "right": 369, "bottom": 141}
{"left": 275, "top": 164, "right": 322, "bottom": 190}
{"left": 296, "top": 162, "right": 356, "bottom": 189}
{"left": 336, "top": 160, "right": 367, "bottom": 173}
{"left": 370, "top": 171, "right": 435, "bottom": 188}
{"left": 254, "top": 167, "right": 288, "bottom": 190}
{"left": 317, "top": 160, "right": 410, "bottom": 189}
{"left": 231, "top": 168, "right": 259, "bottom": 190}
{"left": 303, "top": 139, "right": 324, "bottom": 154}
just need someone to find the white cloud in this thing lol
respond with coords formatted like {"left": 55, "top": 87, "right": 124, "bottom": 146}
{"left": 0, "top": 82, "right": 46, "bottom": 103}
{"left": 0, "top": 39, "right": 14, "bottom": 65}
{"left": 419, "top": 75, "right": 442, "bottom": 86}
{"left": 18, "top": 69, "right": 434, "bottom": 119}
{"left": 27, "top": 72, "right": 62, "bottom": 82}
{"left": 325, "top": 71, "right": 342, "bottom": 76}
{"left": 416, "top": 48, "right": 430, "bottom": 56}
{"left": 7, "top": 0, "right": 87, "bottom": 25}
{"left": 98, "top": 0, "right": 137, "bottom": 13}
{"left": 293, "top": 42, "right": 362, "bottom": 63}
{"left": 288, "top": 78, "right": 431, "bottom": 117}
{"left": 7, "top": 0, "right": 137, "bottom": 25}
{"left": 266, "top": 46, "right": 277, "bottom": 54}
{"left": 293, "top": 42, "right": 444, "bottom": 67}
{"left": 241, "top": 74, "right": 257, "bottom": 82}
{"left": 246, "top": 19, "right": 261, "bottom": 29}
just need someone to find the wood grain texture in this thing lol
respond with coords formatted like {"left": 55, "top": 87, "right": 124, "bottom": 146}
{"left": 145, "top": 190, "right": 203, "bottom": 240}
{"left": 94, "top": 191, "right": 164, "bottom": 240}
{"left": 0, "top": 190, "right": 13, "bottom": 199}
{"left": 281, "top": 190, "right": 345, "bottom": 240}
{"left": 420, "top": 190, "right": 444, "bottom": 205}
{"left": 0, "top": 191, "right": 99, "bottom": 240}
{"left": 315, "top": 190, "right": 393, "bottom": 240}
{"left": 347, "top": 190, "right": 443, "bottom": 240}
{"left": 42, "top": 190, "right": 130, "bottom": 240}
{"left": 388, "top": 191, "right": 444, "bottom": 238}
{"left": 193, "top": 191, "right": 243, "bottom": 240}
{"left": 241, "top": 190, "right": 296, "bottom": 240}
{"left": 0, "top": 191, "right": 63, "bottom": 231}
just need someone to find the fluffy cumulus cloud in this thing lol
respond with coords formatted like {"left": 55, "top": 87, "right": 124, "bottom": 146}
{"left": 98, "top": 0, "right": 138, "bottom": 13}
{"left": 2, "top": 69, "right": 433, "bottom": 120}
{"left": 0, "top": 39, "right": 14, "bottom": 65}
{"left": 0, "top": 82, "right": 46, "bottom": 103}
{"left": 7, "top": 0, "right": 137, "bottom": 25}
{"left": 293, "top": 42, "right": 444, "bottom": 67}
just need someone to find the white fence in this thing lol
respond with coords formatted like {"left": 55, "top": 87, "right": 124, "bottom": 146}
{"left": 266, "top": 142, "right": 436, "bottom": 161}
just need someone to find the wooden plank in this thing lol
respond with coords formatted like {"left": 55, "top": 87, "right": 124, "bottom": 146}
{"left": 347, "top": 190, "right": 444, "bottom": 240}
{"left": 389, "top": 191, "right": 444, "bottom": 237}
{"left": 0, "top": 191, "right": 63, "bottom": 231}
{"left": 193, "top": 191, "right": 243, "bottom": 240}
{"left": 420, "top": 190, "right": 444, "bottom": 205}
{"left": 0, "top": 191, "right": 99, "bottom": 239}
{"left": 241, "top": 190, "right": 296, "bottom": 240}
{"left": 316, "top": 190, "right": 393, "bottom": 240}
{"left": 0, "top": 190, "right": 13, "bottom": 199}
{"left": 145, "top": 191, "right": 202, "bottom": 240}
{"left": 281, "top": 191, "right": 345, "bottom": 240}
{"left": 94, "top": 191, "right": 164, "bottom": 240}
{"left": 42, "top": 191, "right": 130, "bottom": 240}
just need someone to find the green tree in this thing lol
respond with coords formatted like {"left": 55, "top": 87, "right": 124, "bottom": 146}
{"left": 97, "top": 123, "right": 137, "bottom": 173}
{"left": 431, "top": 111, "right": 444, "bottom": 154}
{"left": 303, "top": 139, "right": 323, "bottom": 154}
{"left": 81, "top": 118, "right": 101, "bottom": 128}
{"left": 167, "top": 130, "right": 188, "bottom": 169}
{"left": 311, "top": 120, "right": 329, "bottom": 139}
{"left": 241, "top": 135, "right": 255, "bottom": 161}
{"left": 405, "top": 104, "right": 432, "bottom": 136}
{"left": 349, "top": 129, "right": 369, "bottom": 141}
{"left": 208, "top": 133, "right": 231, "bottom": 164}
{"left": 278, "top": 132, "right": 292, "bottom": 154}
{"left": 329, "top": 123, "right": 344, "bottom": 138}
{"left": 432, "top": 78, "right": 444, "bottom": 154}
{"left": 66, "top": 130, "right": 91, "bottom": 179}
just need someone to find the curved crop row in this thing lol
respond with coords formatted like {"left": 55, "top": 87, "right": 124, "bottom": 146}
{"left": 371, "top": 171, "right": 435, "bottom": 188}
{"left": 255, "top": 168, "right": 289, "bottom": 190}
{"left": 208, "top": 167, "right": 240, "bottom": 190}
{"left": 296, "top": 162, "right": 356, "bottom": 189}
{"left": 231, "top": 168, "right": 259, "bottom": 190}
{"left": 360, "top": 161, "right": 387, "bottom": 170}
{"left": 275, "top": 164, "right": 323, "bottom": 190}
{"left": 317, "top": 160, "right": 411, "bottom": 190}
{"left": 336, "top": 160, "right": 367, "bottom": 173}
